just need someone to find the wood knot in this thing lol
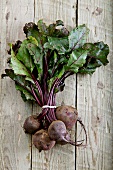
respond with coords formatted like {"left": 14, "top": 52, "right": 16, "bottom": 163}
{"left": 6, "top": 12, "right": 10, "bottom": 20}
{"left": 92, "top": 7, "right": 103, "bottom": 16}
{"left": 97, "top": 81, "right": 104, "bottom": 89}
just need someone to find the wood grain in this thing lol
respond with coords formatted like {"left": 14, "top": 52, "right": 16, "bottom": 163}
{"left": 32, "top": 0, "right": 77, "bottom": 170}
{"left": 0, "top": 0, "right": 113, "bottom": 170}
{"left": 76, "top": 0, "right": 113, "bottom": 170}
{"left": 0, "top": 0, "right": 34, "bottom": 169}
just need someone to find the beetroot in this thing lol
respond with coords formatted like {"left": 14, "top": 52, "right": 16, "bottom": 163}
{"left": 55, "top": 105, "right": 78, "bottom": 130}
{"left": 3, "top": 20, "right": 109, "bottom": 153}
{"left": 33, "top": 129, "right": 56, "bottom": 152}
{"left": 48, "top": 120, "right": 83, "bottom": 146}
{"left": 23, "top": 115, "right": 41, "bottom": 134}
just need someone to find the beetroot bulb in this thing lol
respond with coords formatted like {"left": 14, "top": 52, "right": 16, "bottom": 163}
{"left": 55, "top": 105, "right": 78, "bottom": 130}
{"left": 23, "top": 115, "right": 41, "bottom": 134}
{"left": 48, "top": 120, "right": 83, "bottom": 146}
{"left": 33, "top": 129, "right": 56, "bottom": 152}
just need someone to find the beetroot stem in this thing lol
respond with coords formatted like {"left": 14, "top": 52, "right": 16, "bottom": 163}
{"left": 45, "top": 114, "right": 52, "bottom": 123}
{"left": 31, "top": 85, "right": 42, "bottom": 107}
{"left": 37, "top": 78, "right": 59, "bottom": 120}
{"left": 31, "top": 74, "right": 44, "bottom": 105}
{"left": 35, "top": 80, "right": 44, "bottom": 104}
{"left": 47, "top": 79, "right": 58, "bottom": 121}
{"left": 49, "top": 94, "right": 57, "bottom": 121}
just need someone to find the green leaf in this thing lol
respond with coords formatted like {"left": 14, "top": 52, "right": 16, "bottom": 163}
{"left": 26, "top": 43, "right": 40, "bottom": 60}
{"left": 5, "top": 69, "right": 27, "bottom": 84}
{"left": 15, "top": 84, "right": 35, "bottom": 101}
{"left": 37, "top": 20, "right": 68, "bottom": 37}
{"left": 26, "top": 42, "right": 43, "bottom": 80}
{"left": 48, "top": 51, "right": 58, "bottom": 74}
{"left": 83, "top": 42, "right": 109, "bottom": 64}
{"left": 93, "top": 42, "right": 109, "bottom": 65}
{"left": 16, "top": 38, "right": 35, "bottom": 72}
{"left": 56, "top": 20, "right": 64, "bottom": 26}
{"left": 68, "top": 24, "right": 89, "bottom": 49}
{"left": 78, "top": 68, "right": 96, "bottom": 74}
{"left": 48, "top": 51, "right": 68, "bottom": 79}
{"left": 44, "top": 42, "right": 53, "bottom": 50}
{"left": 46, "top": 36, "right": 69, "bottom": 54}
{"left": 5, "top": 69, "right": 35, "bottom": 101}
{"left": 23, "top": 22, "right": 39, "bottom": 38}
{"left": 8, "top": 40, "right": 22, "bottom": 55}
{"left": 10, "top": 53, "right": 31, "bottom": 78}
{"left": 65, "top": 48, "right": 88, "bottom": 73}
{"left": 23, "top": 22, "right": 47, "bottom": 49}
{"left": 28, "top": 36, "right": 38, "bottom": 46}
{"left": 37, "top": 20, "right": 48, "bottom": 34}
{"left": 48, "top": 66, "right": 65, "bottom": 91}
{"left": 20, "top": 92, "right": 28, "bottom": 102}
{"left": 56, "top": 67, "right": 65, "bottom": 79}
{"left": 26, "top": 43, "right": 43, "bottom": 68}
{"left": 5, "top": 20, "right": 109, "bottom": 104}
{"left": 79, "top": 42, "right": 109, "bottom": 74}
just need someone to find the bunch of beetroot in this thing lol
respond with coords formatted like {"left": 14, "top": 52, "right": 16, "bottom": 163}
{"left": 2, "top": 20, "right": 109, "bottom": 152}
{"left": 23, "top": 105, "right": 87, "bottom": 152}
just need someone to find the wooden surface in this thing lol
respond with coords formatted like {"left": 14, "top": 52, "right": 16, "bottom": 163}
{"left": 76, "top": 0, "right": 113, "bottom": 170}
{"left": 0, "top": 0, "right": 113, "bottom": 170}
{"left": 0, "top": 1, "right": 34, "bottom": 169}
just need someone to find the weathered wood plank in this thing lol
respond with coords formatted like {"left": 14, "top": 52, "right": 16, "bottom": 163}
{"left": 1, "top": 1, "right": 112, "bottom": 170}
{"left": 32, "top": 0, "right": 77, "bottom": 170}
{"left": 0, "top": 1, "right": 34, "bottom": 169}
{"left": 76, "top": 0, "right": 113, "bottom": 170}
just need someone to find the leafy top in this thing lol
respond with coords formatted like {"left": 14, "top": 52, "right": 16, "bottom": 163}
{"left": 3, "top": 20, "right": 109, "bottom": 103}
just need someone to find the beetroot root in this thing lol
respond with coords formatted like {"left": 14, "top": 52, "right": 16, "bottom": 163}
{"left": 55, "top": 105, "right": 78, "bottom": 130}
{"left": 33, "top": 129, "right": 56, "bottom": 152}
{"left": 48, "top": 120, "right": 83, "bottom": 146}
{"left": 23, "top": 115, "right": 41, "bottom": 134}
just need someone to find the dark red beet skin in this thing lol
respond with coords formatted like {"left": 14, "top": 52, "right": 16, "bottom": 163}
{"left": 55, "top": 105, "right": 78, "bottom": 130}
{"left": 48, "top": 120, "right": 76, "bottom": 145}
{"left": 48, "top": 120, "right": 67, "bottom": 141}
{"left": 23, "top": 115, "right": 41, "bottom": 134}
{"left": 33, "top": 129, "right": 56, "bottom": 152}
